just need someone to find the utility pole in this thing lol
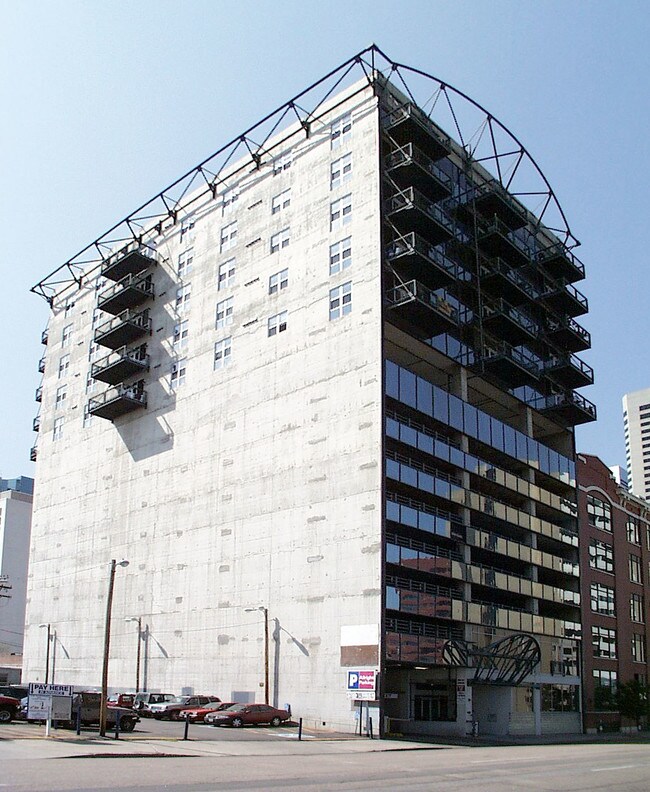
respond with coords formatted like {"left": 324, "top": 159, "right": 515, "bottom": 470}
{"left": 100, "top": 559, "right": 129, "bottom": 737}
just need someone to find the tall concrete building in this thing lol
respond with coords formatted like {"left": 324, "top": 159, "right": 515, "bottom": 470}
{"left": 623, "top": 388, "right": 650, "bottom": 500}
{"left": 25, "top": 47, "right": 595, "bottom": 736}
{"left": 0, "top": 476, "right": 34, "bottom": 680}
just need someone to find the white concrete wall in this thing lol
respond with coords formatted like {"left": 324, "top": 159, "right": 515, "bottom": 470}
{"left": 24, "top": 83, "right": 384, "bottom": 731}
{"left": 0, "top": 490, "right": 33, "bottom": 653}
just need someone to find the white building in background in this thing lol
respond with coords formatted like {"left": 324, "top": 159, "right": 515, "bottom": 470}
{"left": 24, "top": 47, "right": 595, "bottom": 736}
{"left": 0, "top": 477, "right": 33, "bottom": 681}
{"left": 623, "top": 387, "right": 650, "bottom": 500}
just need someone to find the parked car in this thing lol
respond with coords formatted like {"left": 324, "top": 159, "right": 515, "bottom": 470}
{"left": 149, "top": 695, "right": 220, "bottom": 720}
{"left": 69, "top": 692, "right": 140, "bottom": 731}
{"left": 132, "top": 692, "right": 175, "bottom": 717}
{"left": 0, "top": 685, "right": 29, "bottom": 701}
{"left": 179, "top": 702, "right": 238, "bottom": 723}
{"left": 207, "top": 703, "right": 290, "bottom": 728}
{"left": 0, "top": 695, "right": 20, "bottom": 724}
{"left": 107, "top": 693, "right": 135, "bottom": 709}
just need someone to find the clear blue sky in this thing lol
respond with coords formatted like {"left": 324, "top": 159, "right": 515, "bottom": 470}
{"left": 2, "top": 0, "right": 648, "bottom": 477}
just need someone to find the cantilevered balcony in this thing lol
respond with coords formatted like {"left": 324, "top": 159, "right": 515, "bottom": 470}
{"left": 97, "top": 273, "right": 154, "bottom": 316}
{"left": 41, "top": 329, "right": 48, "bottom": 345}
{"left": 385, "top": 280, "right": 461, "bottom": 339}
{"left": 385, "top": 142, "right": 453, "bottom": 201}
{"left": 546, "top": 315, "right": 591, "bottom": 353}
{"left": 91, "top": 346, "right": 149, "bottom": 385}
{"left": 382, "top": 102, "right": 451, "bottom": 161}
{"left": 30, "top": 446, "right": 37, "bottom": 462}
{"left": 35, "top": 385, "right": 42, "bottom": 403}
{"left": 545, "top": 353, "right": 594, "bottom": 390}
{"left": 94, "top": 308, "right": 151, "bottom": 350}
{"left": 531, "top": 391, "right": 597, "bottom": 426}
{"left": 385, "top": 186, "right": 455, "bottom": 246}
{"left": 477, "top": 216, "right": 534, "bottom": 266}
{"left": 32, "top": 415, "right": 40, "bottom": 432}
{"left": 542, "top": 280, "right": 588, "bottom": 317}
{"left": 537, "top": 243, "right": 585, "bottom": 284}
{"left": 481, "top": 299, "right": 539, "bottom": 345}
{"left": 479, "top": 256, "right": 539, "bottom": 306}
{"left": 87, "top": 383, "right": 147, "bottom": 422}
{"left": 460, "top": 181, "right": 528, "bottom": 230}
{"left": 38, "top": 356, "right": 46, "bottom": 374}
{"left": 101, "top": 243, "right": 155, "bottom": 282}
{"left": 477, "top": 339, "right": 541, "bottom": 388}
{"left": 385, "top": 232, "right": 463, "bottom": 290}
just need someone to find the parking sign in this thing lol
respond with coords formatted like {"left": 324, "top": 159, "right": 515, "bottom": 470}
{"left": 347, "top": 670, "right": 376, "bottom": 692}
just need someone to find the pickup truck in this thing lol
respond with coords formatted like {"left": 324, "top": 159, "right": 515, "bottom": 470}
{"left": 70, "top": 691, "right": 140, "bottom": 732}
{"left": 0, "top": 695, "right": 20, "bottom": 723}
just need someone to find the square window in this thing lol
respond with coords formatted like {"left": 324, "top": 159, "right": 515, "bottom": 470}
{"left": 273, "top": 152, "right": 292, "bottom": 175}
{"left": 269, "top": 268, "right": 288, "bottom": 295}
{"left": 270, "top": 228, "right": 290, "bottom": 253}
{"left": 214, "top": 337, "right": 232, "bottom": 370}
{"left": 58, "top": 354, "right": 70, "bottom": 379}
{"left": 590, "top": 582, "right": 615, "bottom": 616}
{"left": 268, "top": 311, "right": 287, "bottom": 336}
{"left": 171, "top": 358, "right": 187, "bottom": 388}
{"left": 271, "top": 189, "right": 291, "bottom": 215}
{"left": 330, "top": 194, "right": 352, "bottom": 230}
{"left": 178, "top": 248, "right": 194, "bottom": 278}
{"left": 61, "top": 324, "right": 73, "bottom": 346}
{"left": 88, "top": 342, "right": 100, "bottom": 362}
{"left": 329, "top": 237, "right": 352, "bottom": 275}
{"left": 175, "top": 284, "right": 191, "bottom": 313}
{"left": 331, "top": 113, "right": 352, "bottom": 149}
{"left": 216, "top": 297, "right": 234, "bottom": 329}
{"left": 329, "top": 281, "right": 352, "bottom": 320}
{"left": 330, "top": 153, "right": 352, "bottom": 189}
{"left": 220, "top": 221, "right": 238, "bottom": 252}
{"left": 222, "top": 187, "right": 239, "bottom": 215}
{"left": 180, "top": 216, "right": 195, "bottom": 242}
{"left": 173, "top": 320, "right": 189, "bottom": 348}
{"left": 218, "top": 258, "right": 236, "bottom": 291}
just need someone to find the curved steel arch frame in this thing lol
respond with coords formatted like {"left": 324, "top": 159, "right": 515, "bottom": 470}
{"left": 442, "top": 633, "right": 542, "bottom": 686}
{"left": 32, "top": 44, "right": 578, "bottom": 304}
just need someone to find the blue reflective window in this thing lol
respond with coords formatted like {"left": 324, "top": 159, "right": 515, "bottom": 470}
{"left": 434, "top": 478, "right": 450, "bottom": 500}
{"left": 464, "top": 403, "right": 478, "bottom": 439}
{"left": 386, "top": 417, "right": 399, "bottom": 439}
{"left": 402, "top": 547, "right": 417, "bottom": 560}
{"left": 385, "top": 586, "right": 399, "bottom": 609}
{"left": 386, "top": 459, "right": 400, "bottom": 480}
{"left": 418, "top": 472, "right": 434, "bottom": 493}
{"left": 515, "top": 430, "right": 528, "bottom": 463}
{"left": 399, "top": 369, "right": 417, "bottom": 407}
{"left": 504, "top": 425, "right": 516, "bottom": 457}
{"left": 418, "top": 432, "right": 433, "bottom": 455}
{"left": 433, "top": 386, "right": 449, "bottom": 423}
{"left": 386, "top": 500, "right": 400, "bottom": 523}
{"left": 402, "top": 465, "right": 417, "bottom": 488}
{"left": 435, "top": 516, "right": 451, "bottom": 538}
{"left": 478, "top": 411, "right": 491, "bottom": 444}
{"left": 402, "top": 506, "right": 418, "bottom": 527}
{"left": 491, "top": 418, "right": 505, "bottom": 452}
{"left": 418, "top": 512, "right": 435, "bottom": 533}
{"left": 401, "top": 425, "right": 417, "bottom": 448}
{"left": 417, "top": 377, "right": 433, "bottom": 416}
{"left": 385, "top": 360, "right": 399, "bottom": 399}
{"left": 449, "top": 394, "right": 463, "bottom": 429}
{"left": 386, "top": 543, "right": 400, "bottom": 563}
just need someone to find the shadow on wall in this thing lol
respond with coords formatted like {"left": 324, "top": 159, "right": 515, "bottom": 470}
{"left": 272, "top": 618, "right": 310, "bottom": 709}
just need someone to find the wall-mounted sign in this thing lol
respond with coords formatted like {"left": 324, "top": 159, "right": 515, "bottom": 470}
{"left": 347, "top": 670, "right": 377, "bottom": 692}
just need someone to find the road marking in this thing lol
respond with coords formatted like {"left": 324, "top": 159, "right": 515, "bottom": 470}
{"left": 591, "top": 765, "right": 640, "bottom": 772}
{"left": 470, "top": 758, "right": 530, "bottom": 764}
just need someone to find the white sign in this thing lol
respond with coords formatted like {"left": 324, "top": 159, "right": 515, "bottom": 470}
{"left": 50, "top": 695, "right": 72, "bottom": 720}
{"left": 28, "top": 683, "right": 73, "bottom": 696}
{"left": 346, "top": 690, "right": 377, "bottom": 701}
{"left": 27, "top": 695, "right": 51, "bottom": 720}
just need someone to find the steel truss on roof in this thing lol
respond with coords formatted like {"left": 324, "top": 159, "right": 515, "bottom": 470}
{"left": 442, "top": 633, "right": 542, "bottom": 686}
{"left": 32, "top": 44, "right": 578, "bottom": 305}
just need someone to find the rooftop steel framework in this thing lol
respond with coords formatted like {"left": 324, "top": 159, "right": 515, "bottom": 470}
{"left": 32, "top": 44, "right": 579, "bottom": 305}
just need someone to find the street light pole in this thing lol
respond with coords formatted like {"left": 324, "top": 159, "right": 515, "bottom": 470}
{"left": 100, "top": 559, "right": 129, "bottom": 737}
{"left": 245, "top": 606, "right": 269, "bottom": 705}
{"left": 38, "top": 623, "right": 51, "bottom": 684}
{"left": 125, "top": 617, "right": 142, "bottom": 693}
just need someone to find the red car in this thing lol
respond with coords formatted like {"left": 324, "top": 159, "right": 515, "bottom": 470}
{"left": 0, "top": 695, "right": 22, "bottom": 724}
{"left": 206, "top": 703, "right": 290, "bottom": 728}
{"left": 178, "top": 701, "right": 238, "bottom": 723}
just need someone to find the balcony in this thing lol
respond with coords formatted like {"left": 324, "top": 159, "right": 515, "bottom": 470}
{"left": 385, "top": 232, "right": 463, "bottom": 290}
{"left": 382, "top": 102, "right": 451, "bottom": 161}
{"left": 97, "top": 273, "right": 154, "bottom": 316}
{"left": 385, "top": 280, "right": 461, "bottom": 339}
{"left": 385, "top": 186, "right": 455, "bottom": 246}
{"left": 385, "top": 142, "right": 453, "bottom": 201}
{"left": 460, "top": 181, "right": 528, "bottom": 230}
{"left": 35, "top": 385, "right": 42, "bottom": 403}
{"left": 545, "top": 353, "right": 594, "bottom": 390}
{"left": 477, "top": 216, "right": 534, "bottom": 266}
{"left": 479, "top": 256, "right": 539, "bottom": 305}
{"left": 30, "top": 446, "right": 37, "bottom": 462}
{"left": 41, "top": 329, "right": 48, "bottom": 345}
{"left": 38, "top": 356, "right": 46, "bottom": 374}
{"left": 542, "top": 280, "right": 588, "bottom": 317}
{"left": 546, "top": 315, "right": 591, "bottom": 353}
{"left": 32, "top": 415, "right": 40, "bottom": 432}
{"left": 91, "top": 346, "right": 149, "bottom": 385}
{"left": 94, "top": 309, "right": 151, "bottom": 350}
{"left": 101, "top": 243, "right": 155, "bottom": 282}
{"left": 386, "top": 585, "right": 462, "bottom": 621}
{"left": 481, "top": 299, "right": 539, "bottom": 345}
{"left": 88, "top": 383, "right": 147, "bottom": 422}
{"left": 532, "top": 391, "right": 597, "bottom": 426}
{"left": 537, "top": 243, "right": 585, "bottom": 284}
{"left": 477, "top": 339, "right": 541, "bottom": 388}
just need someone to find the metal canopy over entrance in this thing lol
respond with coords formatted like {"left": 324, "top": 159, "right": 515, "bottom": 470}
{"left": 442, "top": 633, "right": 541, "bottom": 686}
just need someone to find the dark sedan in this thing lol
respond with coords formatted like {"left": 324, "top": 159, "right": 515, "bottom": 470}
{"left": 207, "top": 704, "right": 290, "bottom": 728}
